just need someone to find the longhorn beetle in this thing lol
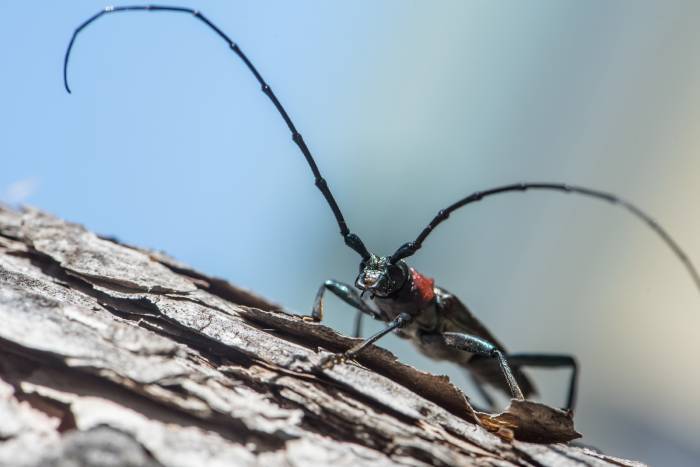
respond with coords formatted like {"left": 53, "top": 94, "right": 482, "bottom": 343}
{"left": 64, "top": 5, "right": 700, "bottom": 413}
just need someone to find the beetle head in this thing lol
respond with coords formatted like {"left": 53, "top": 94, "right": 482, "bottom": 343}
{"left": 356, "top": 254, "right": 408, "bottom": 298}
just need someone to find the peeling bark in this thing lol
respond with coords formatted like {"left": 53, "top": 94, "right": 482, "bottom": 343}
{"left": 0, "top": 206, "right": 644, "bottom": 467}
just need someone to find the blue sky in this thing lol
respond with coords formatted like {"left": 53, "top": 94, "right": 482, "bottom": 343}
{"left": 2, "top": 2, "right": 700, "bottom": 464}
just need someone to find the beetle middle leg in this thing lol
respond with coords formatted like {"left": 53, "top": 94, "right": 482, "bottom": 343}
{"left": 305, "top": 279, "right": 378, "bottom": 337}
{"left": 422, "top": 332, "right": 526, "bottom": 401}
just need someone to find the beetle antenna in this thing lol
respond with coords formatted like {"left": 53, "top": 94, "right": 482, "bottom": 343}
{"left": 63, "top": 5, "right": 371, "bottom": 260}
{"left": 390, "top": 182, "right": 700, "bottom": 293}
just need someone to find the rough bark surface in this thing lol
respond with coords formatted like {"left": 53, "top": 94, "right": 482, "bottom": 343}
{"left": 0, "top": 205, "right": 643, "bottom": 467}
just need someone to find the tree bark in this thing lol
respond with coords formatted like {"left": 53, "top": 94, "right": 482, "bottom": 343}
{"left": 0, "top": 206, "right": 643, "bottom": 467}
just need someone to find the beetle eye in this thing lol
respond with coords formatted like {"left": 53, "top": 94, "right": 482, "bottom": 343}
{"left": 388, "top": 265, "right": 404, "bottom": 283}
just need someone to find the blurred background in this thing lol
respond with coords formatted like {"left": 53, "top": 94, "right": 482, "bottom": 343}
{"left": 2, "top": 1, "right": 699, "bottom": 464}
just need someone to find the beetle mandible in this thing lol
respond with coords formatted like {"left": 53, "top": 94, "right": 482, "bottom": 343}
{"left": 64, "top": 5, "right": 700, "bottom": 413}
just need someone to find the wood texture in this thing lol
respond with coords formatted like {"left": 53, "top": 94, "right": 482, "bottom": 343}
{"left": 0, "top": 206, "right": 643, "bottom": 467}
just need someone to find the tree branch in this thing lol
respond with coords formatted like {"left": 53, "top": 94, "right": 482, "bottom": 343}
{"left": 0, "top": 205, "right": 643, "bottom": 466}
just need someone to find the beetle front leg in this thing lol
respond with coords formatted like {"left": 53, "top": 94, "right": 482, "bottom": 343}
{"left": 423, "top": 332, "right": 525, "bottom": 401}
{"left": 317, "top": 312, "right": 412, "bottom": 370}
{"left": 305, "top": 279, "right": 379, "bottom": 328}
{"left": 352, "top": 310, "right": 364, "bottom": 338}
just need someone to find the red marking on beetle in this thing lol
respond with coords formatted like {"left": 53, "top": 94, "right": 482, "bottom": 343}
{"left": 410, "top": 268, "right": 435, "bottom": 306}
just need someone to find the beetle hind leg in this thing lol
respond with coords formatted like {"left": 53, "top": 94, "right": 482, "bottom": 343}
{"left": 505, "top": 353, "right": 578, "bottom": 412}
{"left": 466, "top": 372, "right": 497, "bottom": 412}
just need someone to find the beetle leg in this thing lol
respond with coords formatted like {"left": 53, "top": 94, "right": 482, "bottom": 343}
{"left": 424, "top": 332, "right": 525, "bottom": 401}
{"left": 318, "top": 312, "right": 412, "bottom": 369}
{"left": 467, "top": 372, "right": 497, "bottom": 412}
{"left": 305, "top": 280, "right": 379, "bottom": 331}
{"left": 504, "top": 353, "right": 578, "bottom": 412}
{"left": 352, "top": 311, "right": 364, "bottom": 338}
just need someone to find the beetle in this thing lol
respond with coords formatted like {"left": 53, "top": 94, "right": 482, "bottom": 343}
{"left": 64, "top": 5, "right": 700, "bottom": 413}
